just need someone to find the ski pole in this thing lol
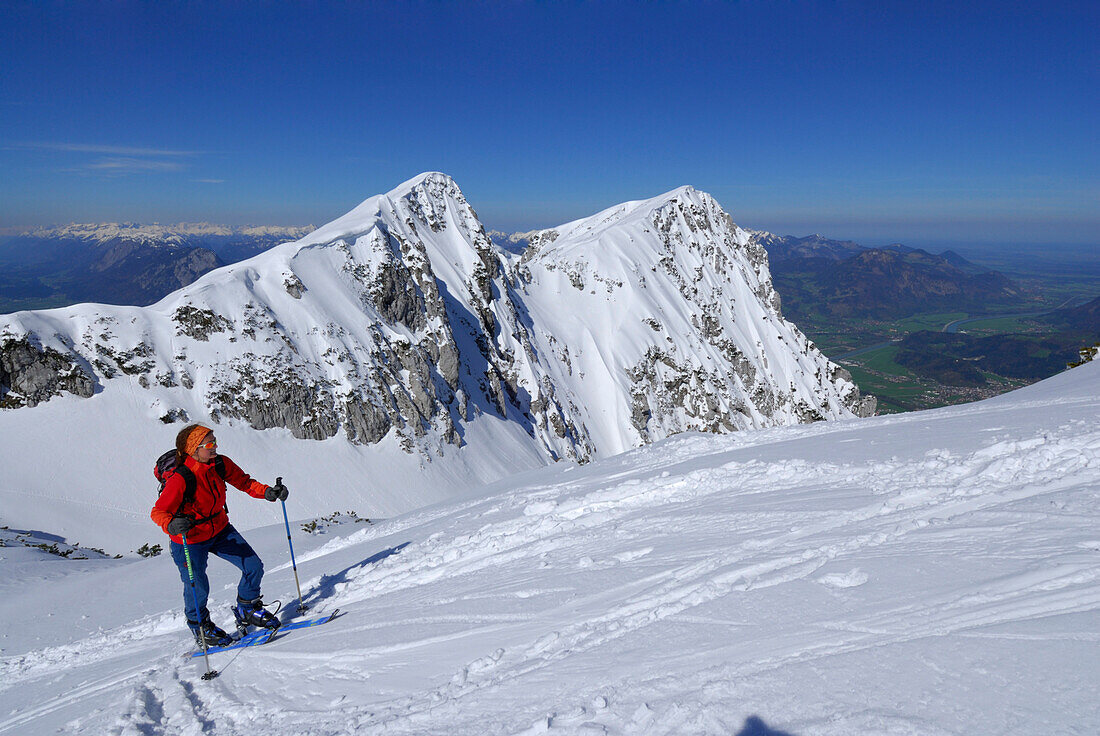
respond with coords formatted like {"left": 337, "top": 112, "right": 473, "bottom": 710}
{"left": 277, "top": 478, "right": 307, "bottom": 612}
{"left": 181, "top": 532, "right": 219, "bottom": 681}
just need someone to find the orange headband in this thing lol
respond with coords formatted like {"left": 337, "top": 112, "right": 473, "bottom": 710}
{"left": 184, "top": 425, "right": 212, "bottom": 456}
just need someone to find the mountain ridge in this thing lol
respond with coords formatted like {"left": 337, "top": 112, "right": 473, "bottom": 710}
{"left": 748, "top": 231, "right": 1026, "bottom": 320}
{"left": 0, "top": 173, "right": 872, "bottom": 538}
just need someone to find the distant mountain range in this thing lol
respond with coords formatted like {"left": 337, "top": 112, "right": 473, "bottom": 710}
{"left": 1, "top": 220, "right": 1029, "bottom": 326}
{"left": 746, "top": 232, "right": 1028, "bottom": 320}
{"left": 1036, "top": 295, "right": 1100, "bottom": 333}
{"left": 747, "top": 232, "right": 867, "bottom": 264}
{"left": 0, "top": 223, "right": 313, "bottom": 312}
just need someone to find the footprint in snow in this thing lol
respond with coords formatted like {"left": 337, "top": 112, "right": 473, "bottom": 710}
{"left": 817, "top": 568, "right": 869, "bottom": 589}
{"left": 613, "top": 547, "right": 653, "bottom": 563}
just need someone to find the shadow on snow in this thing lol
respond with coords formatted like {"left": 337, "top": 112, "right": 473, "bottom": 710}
{"left": 736, "top": 716, "right": 798, "bottom": 736}
{"left": 303, "top": 541, "right": 411, "bottom": 608}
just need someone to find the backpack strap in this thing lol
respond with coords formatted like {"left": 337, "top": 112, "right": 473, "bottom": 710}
{"left": 213, "top": 455, "right": 226, "bottom": 479}
{"left": 174, "top": 464, "right": 198, "bottom": 512}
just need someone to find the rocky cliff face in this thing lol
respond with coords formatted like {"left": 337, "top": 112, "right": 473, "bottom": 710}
{"left": 0, "top": 174, "right": 872, "bottom": 462}
{"left": 0, "top": 337, "right": 96, "bottom": 409}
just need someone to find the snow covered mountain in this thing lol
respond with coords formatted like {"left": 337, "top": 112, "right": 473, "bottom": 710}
{"left": 0, "top": 173, "right": 870, "bottom": 547}
{"left": 1, "top": 359, "right": 1096, "bottom": 735}
{"left": 506, "top": 188, "right": 873, "bottom": 455}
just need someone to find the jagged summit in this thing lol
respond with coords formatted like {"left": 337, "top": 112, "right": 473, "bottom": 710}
{"left": 298, "top": 172, "right": 458, "bottom": 248}
{"left": 533, "top": 185, "right": 701, "bottom": 252}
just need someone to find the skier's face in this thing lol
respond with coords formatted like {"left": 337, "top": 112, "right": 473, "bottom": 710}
{"left": 195, "top": 435, "right": 218, "bottom": 463}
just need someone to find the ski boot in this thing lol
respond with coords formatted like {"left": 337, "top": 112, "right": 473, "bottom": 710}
{"left": 233, "top": 596, "right": 281, "bottom": 634}
{"left": 188, "top": 617, "right": 233, "bottom": 648}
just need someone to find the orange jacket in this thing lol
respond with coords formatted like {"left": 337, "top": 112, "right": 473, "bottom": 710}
{"left": 151, "top": 454, "right": 269, "bottom": 544}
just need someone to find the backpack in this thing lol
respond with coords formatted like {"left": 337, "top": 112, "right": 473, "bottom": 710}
{"left": 154, "top": 449, "right": 226, "bottom": 517}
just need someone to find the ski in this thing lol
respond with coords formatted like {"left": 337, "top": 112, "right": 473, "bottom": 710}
{"left": 189, "top": 627, "right": 274, "bottom": 656}
{"left": 189, "top": 609, "right": 341, "bottom": 657}
{"left": 273, "top": 607, "right": 342, "bottom": 634}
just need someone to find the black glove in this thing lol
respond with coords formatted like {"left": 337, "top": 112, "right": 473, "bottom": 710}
{"left": 265, "top": 478, "right": 289, "bottom": 502}
{"left": 167, "top": 516, "right": 195, "bottom": 535}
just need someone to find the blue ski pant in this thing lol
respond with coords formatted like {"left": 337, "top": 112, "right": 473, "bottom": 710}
{"left": 169, "top": 524, "right": 264, "bottom": 623}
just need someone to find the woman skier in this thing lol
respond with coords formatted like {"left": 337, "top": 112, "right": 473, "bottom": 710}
{"left": 151, "top": 423, "right": 289, "bottom": 646}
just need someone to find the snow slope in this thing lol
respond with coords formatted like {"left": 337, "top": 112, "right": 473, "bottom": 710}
{"left": 2, "top": 362, "right": 1097, "bottom": 735}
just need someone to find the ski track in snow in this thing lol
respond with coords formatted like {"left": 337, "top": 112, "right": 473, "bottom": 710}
{"left": 2, "top": 372, "right": 1100, "bottom": 735}
{"left": 336, "top": 429, "right": 1097, "bottom": 733}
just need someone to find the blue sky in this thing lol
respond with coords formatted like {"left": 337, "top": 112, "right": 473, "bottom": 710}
{"left": 1, "top": 1, "right": 1096, "bottom": 245}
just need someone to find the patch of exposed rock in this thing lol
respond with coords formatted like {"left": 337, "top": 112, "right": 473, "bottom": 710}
{"left": 0, "top": 336, "right": 95, "bottom": 408}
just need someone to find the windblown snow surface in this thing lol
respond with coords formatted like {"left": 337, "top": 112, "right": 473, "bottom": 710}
{"left": 2, "top": 362, "right": 1098, "bottom": 735}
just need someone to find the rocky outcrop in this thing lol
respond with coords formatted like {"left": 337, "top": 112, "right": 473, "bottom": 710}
{"left": 173, "top": 306, "right": 233, "bottom": 341}
{"left": 830, "top": 365, "right": 878, "bottom": 417}
{"left": 0, "top": 336, "right": 95, "bottom": 408}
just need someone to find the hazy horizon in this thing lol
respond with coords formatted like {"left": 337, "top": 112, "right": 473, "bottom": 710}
{"left": 2, "top": 213, "right": 1097, "bottom": 256}
{"left": 2, "top": 2, "right": 1096, "bottom": 246}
